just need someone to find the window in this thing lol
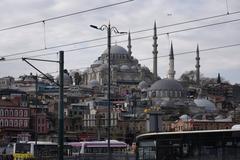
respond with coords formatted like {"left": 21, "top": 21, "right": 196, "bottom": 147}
{"left": 0, "top": 109, "right": 4, "bottom": 116}
{"left": 0, "top": 119, "right": 3, "bottom": 127}
{"left": 151, "top": 92, "right": 156, "bottom": 97}
{"left": 4, "top": 119, "right": 8, "bottom": 126}
{"left": 19, "top": 110, "right": 23, "bottom": 117}
{"left": 5, "top": 110, "right": 8, "bottom": 117}
{"left": 24, "top": 110, "right": 28, "bottom": 117}
{"left": 10, "top": 110, "right": 13, "bottom": 116}
{"left": 14, "top": 120, "right": 18, "bottom": 127}
{"left": 24, "top": 120, "right": 28, "bottom": 127}
{"left": 9, "top": 120, "right": 13, "bottom": 127}
{"left": 19, "top": 120, "right": 23, "bottom": 127}
{"left": 175, "top": 91, "right": 178, "bottom": 97}
{"left": 15, "top": 110, "right": 18, "bottom": 117}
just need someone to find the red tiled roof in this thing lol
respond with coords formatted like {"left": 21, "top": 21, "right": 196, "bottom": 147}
{"left": 0, "top": 99, "right": 19, "bottom": 107}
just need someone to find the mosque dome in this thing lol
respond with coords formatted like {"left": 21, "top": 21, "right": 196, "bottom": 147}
{"left": 138, "top": 81, "right": 149, "bottom": 90}
{"left": 103, "top": 45, "right": 128, "bottom": 55}
{"left": 131, "top": 65, "right": 137, "bottom": 70}
{"left": 93, "top": 59, "right": 103, "bottom": 65}
{"left": 99, "top": 64, "right": 108, "bottom": 71}
{"left": 179, "top": 114, "right": 191, "bottom": 121}
{"left": 120, "top": 65, "right": 129, "bottom": 70}
{"left": 141, "top": 66, "right": 150, "bottom": 71}
{"left": 88, "top": 79, "right": 100, "bottom": 88}
{"left": 150, "top": 79, "right": 184, "bottom": 91}
{"left": 56, "top": 73, "right": 72, "bottom": 86}
{"left": 194, "top": 99, "right": 217, "bottom": 112}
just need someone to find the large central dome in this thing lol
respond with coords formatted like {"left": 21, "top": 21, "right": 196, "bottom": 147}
{"left": 103, "top": 44, "right": 128, "bottom": 55}
{"left": 150, "top": 79, "right": 184, "bottom": 91}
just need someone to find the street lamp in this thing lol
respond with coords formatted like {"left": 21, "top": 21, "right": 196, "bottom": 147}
{"left": 90, "top": 23, "right": 126, "bottom": 160}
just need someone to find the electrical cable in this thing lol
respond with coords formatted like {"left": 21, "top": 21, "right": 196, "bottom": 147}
{"left": 2, "top": 16, "right": 240, "bottom": 59}
{"left": 0, "top": 0, "right": 134, "bottom": 32}
{"left": 3, "top": 42, "right": 240, "bottom": 63}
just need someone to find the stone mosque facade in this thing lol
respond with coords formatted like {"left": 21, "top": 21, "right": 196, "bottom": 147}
{"left": 81, "top": 32, "right": 155, "bottom": 91}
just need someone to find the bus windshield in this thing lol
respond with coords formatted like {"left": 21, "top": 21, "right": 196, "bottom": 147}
{"left": 15, "top": 143, "right": 31, "bottom": 154}
{"left": 136, "top": 129, "right": 240, "bottom": 160}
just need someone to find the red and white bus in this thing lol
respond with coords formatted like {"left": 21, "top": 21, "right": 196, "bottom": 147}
{"left": 67, "top": 140, "right": 127, "bottom": 156}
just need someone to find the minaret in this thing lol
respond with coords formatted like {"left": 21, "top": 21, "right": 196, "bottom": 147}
{"left": 195, "top": 44, "right": 200, "bottom": 86}
{"left": 168, "top": 42, "right": 175, "bottom": 79}
{"left": 153, "top": 21, "right": 158, "bottom": 80}
{"left": 127, "top": 31, "right": 132, "bottom": 56}
{"left": 217, "top": 73, "right": 221, "bottom": 84}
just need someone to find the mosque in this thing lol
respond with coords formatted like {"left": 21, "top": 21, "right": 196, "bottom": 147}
{"left": 77, "top": 21, "right": 218, "bottom": 116}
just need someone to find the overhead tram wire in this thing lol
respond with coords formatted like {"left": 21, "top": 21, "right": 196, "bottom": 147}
{"left": 3, "top": 16, "right": 240, "bottom": 61}
{"left": 2, "top": 15, "right": 240, "bottom": 59}
{"left": 0, "top": 0, "right": 134, "bottom": 32}
{"left": 138, "top": 43, "right": 240, "bottom": 61}
{"left": 2, "top": 11, "right": 240, "bottom": 58}
{"left": 4, "top": 42, "right": 240, "bottom": 63}
{"left": 6, "top": 42, "right": 240, "bottom": 76}
{"left": 131, "top": 10, "right": 240, "bottom": 34}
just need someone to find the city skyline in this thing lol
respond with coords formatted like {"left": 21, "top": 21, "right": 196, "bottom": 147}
{"left": 0, "top": 0, "right": 240, "bottom": 84}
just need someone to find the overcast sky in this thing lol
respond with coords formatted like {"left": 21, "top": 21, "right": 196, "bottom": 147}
{"left": 0, "top": 0, "right": 240, "bottom": 84}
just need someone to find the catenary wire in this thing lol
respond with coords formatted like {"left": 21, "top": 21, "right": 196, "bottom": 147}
{"left": 2, "top": 16, "right": 240, "bottom": 59}
{"left": 3, "top": 42, "right": 240, "bottom": 63}
{"left": 0, "top": 0, "right": 134, "bottom": 32}
{"left": 18, "top": 42, "right": 240, "bottom": 74}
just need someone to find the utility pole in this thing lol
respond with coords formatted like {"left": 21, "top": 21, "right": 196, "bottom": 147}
{"left": 22, "top": 51, "right": 64, "bottom": 160}
{"left": 58, "top": 51, "right": 64, "bottom": 160}
{"left": 35, "top": 74, "right": 38, "bottom": 145}
{"left": 90, "top": 23, "right": 126, "bottom": 160}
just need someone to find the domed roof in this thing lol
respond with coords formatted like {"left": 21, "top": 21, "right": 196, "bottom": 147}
{"left": 194, "top": 98, "right": 216, "bottom": 112}
{"left": 99, "top": 64, "right": 108, "bottom": 71}
{"left": 138, "top": 81, "right": 148, "bottom": 90}
{"left": 103, "top": 45, "right": 128, "bottom": 55}
{"left": 150, "top": 79, "right": 184, "bottom": 91}
{"left": 93, "top": 59, "right": 103, "bottom": 65}
{"left": 141, "top": 66, "right": 150, "bottom": 71}
{"left": 131, "top": 65, "right": 137, "bottom": 70}
{"left": 179, "top": 114, "right": 191, "bottom": 121}
{"left": 56, "top": 73, "right": 72, "bottom": 86}
{"left": 88, "top": 79, "right": 100, "bottom": 88}
{"left": 120, "top": 65, "right": 129, "bottom": 70}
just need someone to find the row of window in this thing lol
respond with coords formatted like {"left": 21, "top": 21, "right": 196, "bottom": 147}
{"left": 0, "top": 119, "right": 28, "bottom": 127}
{"left": 0, "top": 109, "right": 28, "bottom": 117}
{"left": 149, "top": 90, "right": 183, "bottom": 98}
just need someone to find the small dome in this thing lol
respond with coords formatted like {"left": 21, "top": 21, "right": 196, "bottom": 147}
{"left": 232, "top": 124, "right": 240, "bottom": 130}
{"left": 88, "top": 79, "right": 100, "bottom": 88}
{"left": 103, "top": 45, "right": 128, "bottom": 55}
{"left": 99, "top": 64, "right": 108, "bottom": 71}
{"left": 141, "top": 66, "right": 150, "bottom": 71}
{"left": 93, "top": 59, "right": 103, "bottom": 65}
{"left": 150, "top": 79, "right": 184, "bottom": 91}
{"left": 120, "top": 65, "right": 129, "bottom": 70}
{"left": 194, "top": 99, "right": 216, "bottom": 112}
{"left": 179, "top": 114, "right": 191, "bottom": 121}
{"left": 131, "top": 65, "right": 137, "bottom": 70}
{"left": 138, "top": 81, "right": 148, "bottom": 90}
{"left": 56, "top": 73, "right": 72, "bottom": 86}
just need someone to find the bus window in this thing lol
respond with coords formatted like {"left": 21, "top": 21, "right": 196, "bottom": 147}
{"left": 15, "top": 143, "right": 31, "bottom": 154}
{"left": 138, "top": 140, "right": 156, "bottom": 160}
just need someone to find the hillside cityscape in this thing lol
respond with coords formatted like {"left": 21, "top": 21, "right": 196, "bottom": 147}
{"left": 0, "top": 26, "right": 239, "bottom": 147}
{"left": 0, "top": 0, "right": 240, "bottom": 159}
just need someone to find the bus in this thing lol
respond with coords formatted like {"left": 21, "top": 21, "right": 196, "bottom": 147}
{"left": 136, "top": 129, "right": 240, "bottom": 160}
{"left": 67, "top": 140, "right": 128, "bottom": 156}
{"left": 12, "top": 141, "right": 60, "bottom": 160}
